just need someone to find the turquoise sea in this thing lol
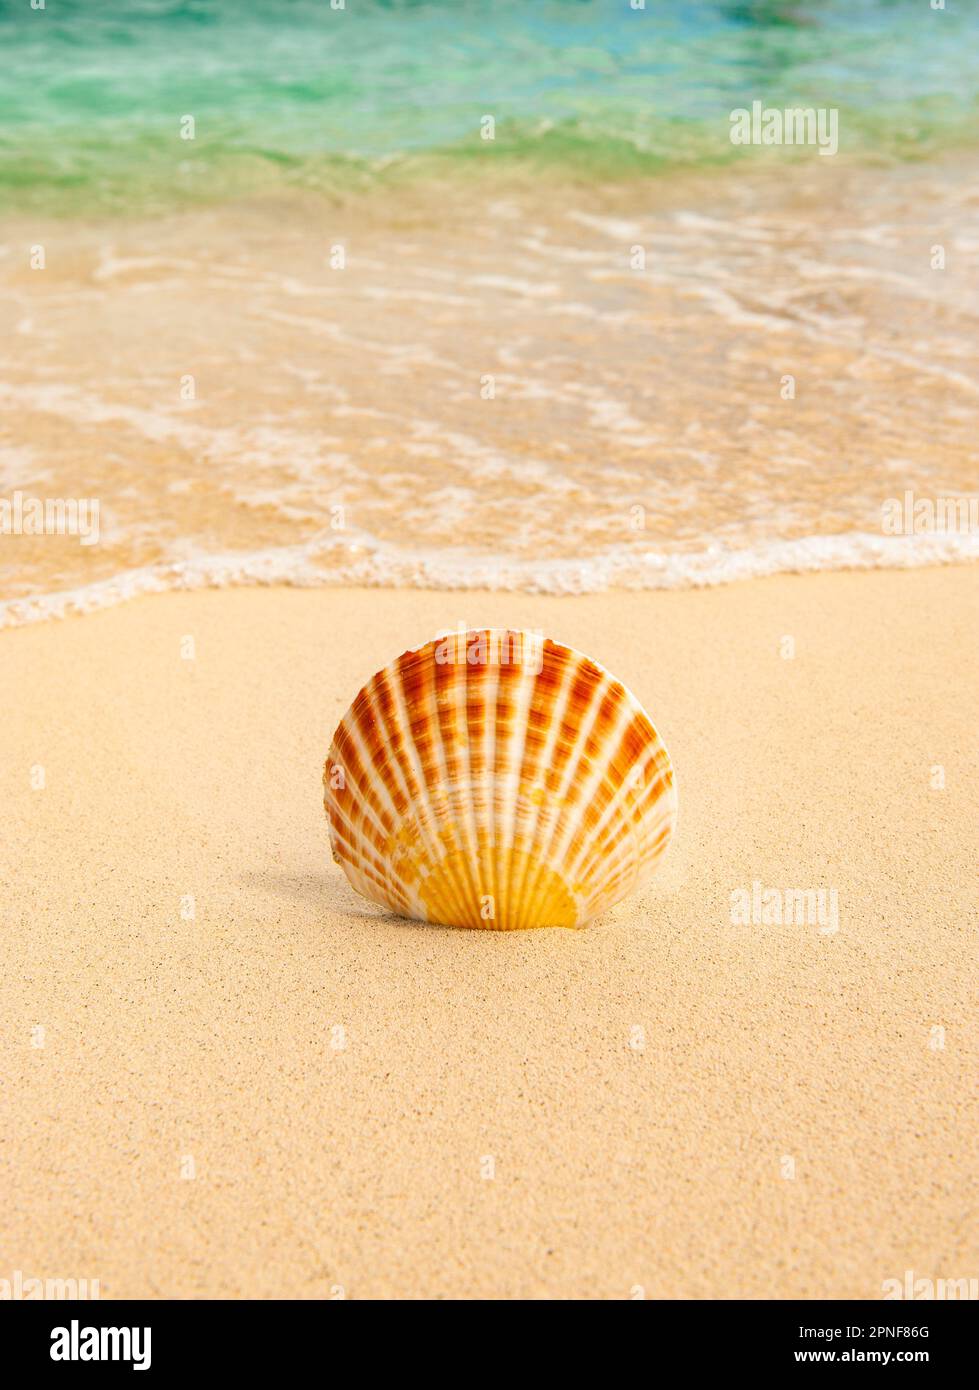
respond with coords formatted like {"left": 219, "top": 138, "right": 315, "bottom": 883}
{"left": 1, "top": 0, "right": 977, "bottom": 622}
{"left": 2, "top": 0, "right": 978, "bottom": 212}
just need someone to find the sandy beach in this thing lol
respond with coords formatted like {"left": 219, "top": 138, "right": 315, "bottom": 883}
{"left": 1, "top": 566, "right": 975, "bottom": 1299}
{"left": 4, "top": 152, "right": 979, "bottom": 618}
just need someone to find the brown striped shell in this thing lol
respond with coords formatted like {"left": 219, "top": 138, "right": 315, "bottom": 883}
{"left": 323, "top": 629, "right": 676, "bottom": 929}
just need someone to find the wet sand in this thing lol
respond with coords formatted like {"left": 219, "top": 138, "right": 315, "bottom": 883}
{"left": 2, "top": 154, "right": 978, "bottom": 616}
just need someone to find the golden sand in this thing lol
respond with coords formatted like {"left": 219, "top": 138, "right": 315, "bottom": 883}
{"left": 0, "top": 569, "right": 975, "bottom": 1298}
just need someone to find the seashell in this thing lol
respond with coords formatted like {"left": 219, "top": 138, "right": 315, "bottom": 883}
{"left": 323, "top": 629, "right": 676, "bottom": 929}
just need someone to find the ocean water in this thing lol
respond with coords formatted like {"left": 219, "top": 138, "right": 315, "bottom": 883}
{"left": 3, "top": 0, "right": 979, "bottom": 212}
{"left": 1, "top": 0, "right": 977, "bottom": 621}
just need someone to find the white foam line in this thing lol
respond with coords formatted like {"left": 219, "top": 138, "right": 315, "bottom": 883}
{"left": 1, "top": 530, "right": 977, "bottom": 629}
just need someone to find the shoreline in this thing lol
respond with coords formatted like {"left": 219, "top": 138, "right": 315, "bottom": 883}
{"left": 2, "top": 539, "right": 978, "bottom": 632}
{"left": 4, "top": 148, "right": 978, "bottom": 619}
{"left": 2, "top": 567, "right": 975, "bottom": 1298}
{"left": 6, "top": 115, "right": 979, "bottom": 221}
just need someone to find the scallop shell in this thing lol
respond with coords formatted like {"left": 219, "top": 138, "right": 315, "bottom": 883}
{"left": 323, "top": 629, "right": 676, "bottom": 929}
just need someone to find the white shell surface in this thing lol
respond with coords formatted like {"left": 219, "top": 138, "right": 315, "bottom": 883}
{"left": 324, "top": 629, "right": 676, "bottom": 928}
